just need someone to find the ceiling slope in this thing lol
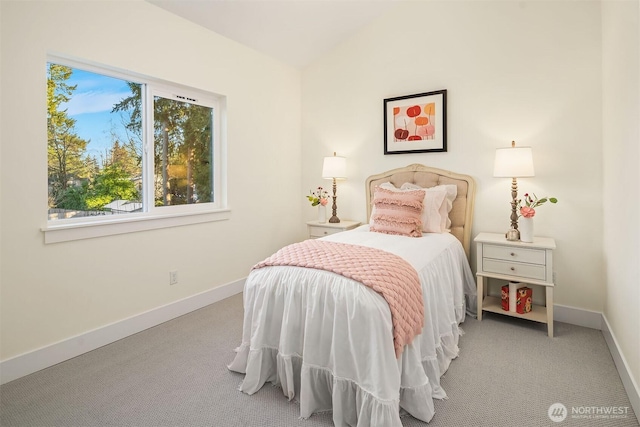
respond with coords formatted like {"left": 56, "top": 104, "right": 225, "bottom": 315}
{"left": 148, "top": 0, "right": 399, "bottom": 69}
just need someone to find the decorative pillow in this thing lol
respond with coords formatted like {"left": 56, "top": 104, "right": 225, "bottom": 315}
{"left": 401, "top": 183, "right": 457, "bottom": 231}
{"left": 368, "top": 182, "right": 414, "bottom": 226}
{"left": 370, "top": 186, "right": 424, "bottom": 237}
{"left": 421, "top": 188, "right": 446, "bottom": 233}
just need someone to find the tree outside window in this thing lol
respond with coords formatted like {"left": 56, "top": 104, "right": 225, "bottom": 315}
{"left": 47, "top": 61, "right": 216, "bottom": 221}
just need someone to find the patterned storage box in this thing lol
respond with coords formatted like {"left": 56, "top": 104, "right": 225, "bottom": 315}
{"left": 516, "top": 287, "right": 533, "bottom": 314}
{"left": 501, "top": 285, "right": 509, "bottom": 311}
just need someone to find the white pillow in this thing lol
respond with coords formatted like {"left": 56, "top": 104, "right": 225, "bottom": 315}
{"left": 401, "top": 183, "right": 457, "bottom": 232}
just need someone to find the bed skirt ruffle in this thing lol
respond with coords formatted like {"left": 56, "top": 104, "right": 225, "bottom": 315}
{"left": 228, "top": 318, "right": 464, "bottom": 426}
{"left": 230, "top": 344, "right": 443, "bottom": 427}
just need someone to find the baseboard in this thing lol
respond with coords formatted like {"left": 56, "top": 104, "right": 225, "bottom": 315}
{"left": 554, "top": 304, "right": 639, "bottom": 418}
{"left": 601, "top": 314, "right": 640, "bottom": 420}
{"left": 0, "top": 278, "right": 245, "bottom": 385}
{"left": 553, "top": 303, "right": 603, "bottom": 330}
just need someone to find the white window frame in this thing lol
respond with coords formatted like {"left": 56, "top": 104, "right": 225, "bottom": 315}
{"left": 43, "top": 55, "right": 229, "bottom": 244}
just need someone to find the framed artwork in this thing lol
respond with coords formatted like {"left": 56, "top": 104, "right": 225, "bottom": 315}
{"left": 383, "top": 89, "right": 447, "bottom": 155}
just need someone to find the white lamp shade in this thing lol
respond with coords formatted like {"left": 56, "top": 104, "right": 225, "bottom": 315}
{"left": 322, "top": 155, "right": 347, "bottom": 179}
{"left": 493, "top": 146, "right": 535, "bottom": 178}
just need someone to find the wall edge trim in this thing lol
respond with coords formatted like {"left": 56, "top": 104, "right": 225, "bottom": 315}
{"left": 555, "top": 304, "right": 638, "bottom": 417}
{"left": 0, "top": 278, "right": 245, "bottom": 385}
{"left": 553, "top": 303, "right": 603, "bottom": 329}
{"left": 601, "top": 313, "right": 640, "bottom": 420}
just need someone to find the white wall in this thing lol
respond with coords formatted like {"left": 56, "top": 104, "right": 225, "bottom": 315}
{"left": 602, "top": 0, "right": 640, "bottom": 401}
{"left": 302, "top": 1, "right": 604, "bottom": 311}
{"left": 0, "top": 0, "right": 302, "bottom": 361}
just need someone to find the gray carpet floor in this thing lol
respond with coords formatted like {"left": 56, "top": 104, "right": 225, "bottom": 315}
{"left": 0, "top": 292, "right": 637, "bottom": 427}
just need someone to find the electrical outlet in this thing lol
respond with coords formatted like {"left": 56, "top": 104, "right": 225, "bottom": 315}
{"left": 169, "top": 270, "right": 178, "bottom": 285}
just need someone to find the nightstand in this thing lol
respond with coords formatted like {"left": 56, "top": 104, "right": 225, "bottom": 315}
{"left": 306, "top": 220, "right": 361, "bottom": 239}
{"left": 474, "top": 232, "right": 556, "bottom": 337}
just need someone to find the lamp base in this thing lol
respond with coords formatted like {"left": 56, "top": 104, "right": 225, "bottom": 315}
{"left": 505, "top": 228, "right": 520, "bottom": 241}
{"left": 328, "top": 177, "right": 340, "bottom": 223}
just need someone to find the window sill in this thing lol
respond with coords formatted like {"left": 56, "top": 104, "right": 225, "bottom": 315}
{"left": 42, "top": 209, "right": 231, "bottom": 244}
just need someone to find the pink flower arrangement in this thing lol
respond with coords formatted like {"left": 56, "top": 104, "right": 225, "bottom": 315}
{"left": 307, "top": 187, "right": 329, "bottom": 206}
{"left": 518, "top": 193, "right": 558, "bottom": 218}
{"left": 520, "top": 206, "right": 536, "bottom": 218}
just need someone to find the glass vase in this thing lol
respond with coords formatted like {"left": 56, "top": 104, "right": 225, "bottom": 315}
{"left": 519, "top": 217, "right": 534, "bottom": 242}
{"left": 318, "top": 205, "right": 326, "bottom": 223}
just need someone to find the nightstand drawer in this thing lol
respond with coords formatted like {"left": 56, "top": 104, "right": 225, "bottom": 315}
{"left": 308, "top": 226, "right": 343, "bottom": 238}
{"left": 306, "top": 220, "right": 361, "bottom": 239}
{"left": 483, "top": 244, "right": 545, "bottom": 265}
{"left": 482, "top": 258, "right": 546, "bottom": 281}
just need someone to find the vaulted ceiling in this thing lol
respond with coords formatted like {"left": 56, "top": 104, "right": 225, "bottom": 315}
{"left": 148, "top": 0, "right": 400, "bottom": 69}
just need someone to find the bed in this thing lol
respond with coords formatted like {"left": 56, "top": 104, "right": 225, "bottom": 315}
{"left": 228, "top": 164, "right": 477, "bottom": 426}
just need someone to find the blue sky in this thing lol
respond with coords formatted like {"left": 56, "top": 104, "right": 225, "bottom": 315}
{"left": 60, "top": 68, "right": 137, "bottom": 162}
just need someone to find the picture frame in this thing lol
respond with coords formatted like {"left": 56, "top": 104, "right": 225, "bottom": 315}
{"left": 383, "top": 89, "right": 447, "bottom": 155}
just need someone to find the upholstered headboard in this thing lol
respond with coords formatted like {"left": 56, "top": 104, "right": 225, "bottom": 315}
{"left": 365, "top": 164, "right": 476, "bottom": 259}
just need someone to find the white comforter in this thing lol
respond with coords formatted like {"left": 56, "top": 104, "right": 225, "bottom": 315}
{"left": 228, "top": 225, "right": 476, "bottom": 426}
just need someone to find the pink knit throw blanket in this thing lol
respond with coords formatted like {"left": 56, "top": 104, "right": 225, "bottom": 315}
{"left": 253, "top": 240, "right": 424, "bottom": 357}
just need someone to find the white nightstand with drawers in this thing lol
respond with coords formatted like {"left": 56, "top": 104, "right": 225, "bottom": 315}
{"left": 474, "top": 232, "right": 557, "bottom": 337}
{"left": 307, "top": 220, "right": 361, "bottom": 239}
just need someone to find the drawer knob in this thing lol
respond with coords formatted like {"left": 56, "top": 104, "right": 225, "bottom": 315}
{"left": 324, "top": 231, "right": 328, "bottom": 235}
{"left": 510, "top": 267, "right": 515, "bottom": 271}
{"left": 510, "top": 252, "right": 516, "bottom": 257}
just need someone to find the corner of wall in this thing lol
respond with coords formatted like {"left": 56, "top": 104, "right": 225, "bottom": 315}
{"left": 601, "top": 314, "right": 640, "bottom": 419}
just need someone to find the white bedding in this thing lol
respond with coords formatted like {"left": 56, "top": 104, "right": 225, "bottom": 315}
{"left": 228, "top": 225, "right": 476, "bottom": 426}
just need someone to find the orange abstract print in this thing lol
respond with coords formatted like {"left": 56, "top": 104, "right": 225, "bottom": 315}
{"left": 393, "top": 102, "right": 436, "bottom": 142}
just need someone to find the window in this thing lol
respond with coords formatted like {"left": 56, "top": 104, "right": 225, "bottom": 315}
{"left": 45, "top": 57, "right": 226, "bottom": 242}
{"left": 151, "top": 92, "right": 214, "bottom": 208}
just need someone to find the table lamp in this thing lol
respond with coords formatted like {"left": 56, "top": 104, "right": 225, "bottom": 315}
{"left": 322, "top": 152, "right": 347, "bottom": 223}
{"left": 493, "top": 141, "right": 534, "bottom": 241}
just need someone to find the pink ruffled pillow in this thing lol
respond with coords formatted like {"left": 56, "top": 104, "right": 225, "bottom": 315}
{"left": 370, "top": 186, "right": 424, "bottom": 237}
